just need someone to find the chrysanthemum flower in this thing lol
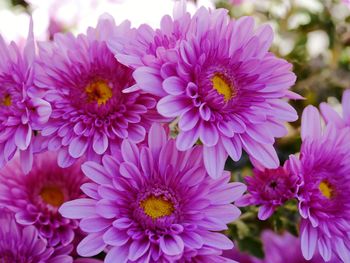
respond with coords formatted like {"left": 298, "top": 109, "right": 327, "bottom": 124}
{"left": 0, "top": 152, "right": 86, "bottom": 247}
{"left": 0, "top": 207, "right": 73, "bottom": 262}
{"left": 236, "top": 164, "right": 299, "bottom": 220}
{"left": 259, "top": 230, "right": 331, "bottom": 263}
{"left": 114, "top": 5, "right": 299, "bottom": 178}
{"left": 288, "top": 105, "right": 350, "bottom": 262}
{"left": 60, "top": 124, "right": 246, "bottom": 262}
{"left": 320, "top": 89, "right": 350, "bottom": 128}
{"left": 35, "top": 15, "right": 160, "bottom": 167}
{"left": 0, "top": 21, "right": 51, "bottom": 173}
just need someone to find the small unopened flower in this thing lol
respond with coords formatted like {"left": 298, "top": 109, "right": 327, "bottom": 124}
{"left": 236, "top": 164, "right": 299, "bottom": 220}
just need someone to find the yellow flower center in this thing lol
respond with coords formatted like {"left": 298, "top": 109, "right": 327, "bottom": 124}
{"left": 140, "top": 195, "right": 174, "bottom": 219}
{"left": 318, "top": 180, "right": 333, "bottom": 199}
{"left": 212, "top": 74, "right": 235, "bottom": 101}
{"left": 2, "top": 94, "right": 11, "bottom": 106}
{"left": 40, "top": 186, "right": 65, "bottom": 207}
{"left": 85, "top": 80, "right": 113, "bottom": 106}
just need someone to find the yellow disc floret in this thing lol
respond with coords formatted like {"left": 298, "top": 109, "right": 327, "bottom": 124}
{"left": 212, "top": 74, "right": 234, "bottom": 101}
{"left": 319, "top": 180, "right": 333, "bottom": 199}
{"left": 85, "top": 80, "right": 113, "bottom": 106}
{"left": 2, "top": 94, "right": 11, "bottom": 106}
{"left": 140, "top": 195, "right": 174, "bottom": 219}
{"left": 40, "top": 185, "right": 65, "bottom": 207}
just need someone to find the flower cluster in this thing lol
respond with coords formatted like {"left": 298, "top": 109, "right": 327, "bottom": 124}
{"left": 1, "top": 0, "right": 350, "bottom": 262}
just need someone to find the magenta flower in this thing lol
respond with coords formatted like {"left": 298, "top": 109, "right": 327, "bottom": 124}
{"left": 60, "top": 124, "right": 246, "bottom": 262}
{"left": 35, "top": 15, "right": 160, "bottom": 168}
{"left": 320, "top": 89, "right": 350, "bottom": 128}
{"left": 0, "top": 152, "right": 86, "bottom": 247}
{"left": 0, "top": 21, "right": 51, "bottom": 173}
{"left": 114, "top": 5, "right": 299, "bottom": 178}
{"left": 259, "top": 230, "right": 333, "bottom": 263}
{"left": 236, "top": 164, "right": 299, "bottom": 220}
{"left": 0, "top": 207, "right": 73, "bottom": 262}
{"left": 288, "top": 105, "right": 350, "bottom": 262}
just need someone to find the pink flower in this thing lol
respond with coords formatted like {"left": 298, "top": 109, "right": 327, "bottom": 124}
{"left": 0, "top": 152, "right": 86, "bottom": 247}
{"left": 113, "top": 4, "right": 299, "bottom": 178}
{"left": 60, "top": 124, "right": 246, "bottom": 262}
{"left": 289, "top": 105, "right": 350, "bottom": 262}
{"left": 0, "top": 207, "right": 73, "bottom": 262}
{"left": 0, "top": 20, "right": 51, "bottom": 173}
{"left": 35, "top": 15, "right": 161, "bottom": 168}
{"left": 236, "top": 164, "right": 299, "bottom": 220}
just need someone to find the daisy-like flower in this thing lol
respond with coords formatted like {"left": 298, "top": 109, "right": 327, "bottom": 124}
{"left": 114, "top": 4, "right": 299, "bottom": 178}
{"left": 288, "top": 105, "right": 350, "bottom": 262}
{"left": 0, "top": 21, "right": 51, "bottom": 173}
{"left": 35, "top": 15, "right": 159, "bottom": 168}
{"left": 0, "top": 152, "right": 86, "bottom": 247}
{"left": 320, "top": 89, "right": 350, "bottom": 128}
{"left": 0, "top": 207, "right": 73, "bottom": 262}
{"left": 60, "top": 124, "right": 246, "bottom": 263}
{"left": 236, "top": 164, "right": 299, "bottom": 220}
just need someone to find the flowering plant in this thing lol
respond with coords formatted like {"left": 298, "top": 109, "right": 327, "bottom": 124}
{"left": 1, "top": 0, "right": 350, "bottom": 262}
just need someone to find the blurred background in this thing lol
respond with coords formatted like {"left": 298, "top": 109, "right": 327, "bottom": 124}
{"left": 1, "top": 0, "right": 350, "bottom": 259}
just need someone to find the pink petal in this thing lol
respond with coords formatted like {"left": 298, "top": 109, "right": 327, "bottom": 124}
{"left": 176, "top": 127, "right": 200, "bottom": 151}
{"left": 301, "top": 220, "right": 318, "bottom": 260}
{"left": 221, "top": 136, "right": 242, "bottom": 161}
{"left": 179, "top": 108, "right": 199, "bottom": 131}
{"left": 240, "top": 134, "right": 279, "bottom": 169}
{"left": 59, "top": 199, "right": 97, "bottom": 219}
{"left": 133, "top": 67, "right": 167, "bottom": 97}
{"left": 163, "top": 76, "right": 186, "bottom": 95}
{"left": 80, "top": 217, "right": 112, "bottom": 233}
{"left": 68, "top": 136, "right": 88, "bottom": 158}
{"left": 105, "top": 245, "right": 128, "bottom": 263}
{"left": 320, "top": 102, "right": 344, "bottom": 128}
{"left": 82, "top": 161, "right": 111, "bottom": 185}
{"left": 258, "top": 205, "right": 275, "bottom": 220}
{"left": 93, "top": 132, "right": 108, "bottom": 155}
{"left": 20, "top": 145, "right": 33, "bottom": 174}
{"left": 157, "top": 95, "right": 191, "bottom": 117}
{"left": 77, "top": 233, "right": 106, "bottom": 257}
{"left": 128, "top": 238, "right": 150, "bottom": 261}
{"left": 160, "top": 235, "right": 184, "bottom": 256}
{"left": 199, "top": 122, "right": 219, "bottom": 147}
{"left": 318, "top": 238, "right": 331, "bottom": 262}
{"left": 199, "top": 103, "right": 211, "bottom": 121}
{"left": 128, "top": 125, "right": 146, "bottom": 143}
{"left": 103, "top": 227, "right": 129, "bottom": 246}
{"left": 203, "top": 144, "right": 227, "bottom": 179}
{"left": 301, "top": 106, "right": 322, "bottom": 141}
{"left": 148, "top": 123, "right": 167, "bottom": 159}
{"left": 342, "top": 89, "right": 350, "bottom": 121}
{"left": 202, "top": 232, "right": 234, "bottom": 250}
{"left": 57, "top": 148, "right": 75, "bottom": 168}
{"left": 15, "top": 124, "right": 32, "bottom": 150}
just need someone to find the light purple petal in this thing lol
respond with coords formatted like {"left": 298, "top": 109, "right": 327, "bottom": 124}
{"left": 203, "top": 144, "right": 228, "bottom": 179}
{"left": 59, "top": 199, "right": 97, "bottom": 219}
{"left": 157, "top": 95, "right": 191, "bottom": 117}
{"left": 160, "top": 235, "right": 184, "bottom": 256}
{"left": 301, "top": 105, "right": 322, "bottom": 141}
{"left": 77, "top": 233, "right": 106, "bottom": 257}
{"left": 300, "top": 221, "right": 318, "bottom": 260}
